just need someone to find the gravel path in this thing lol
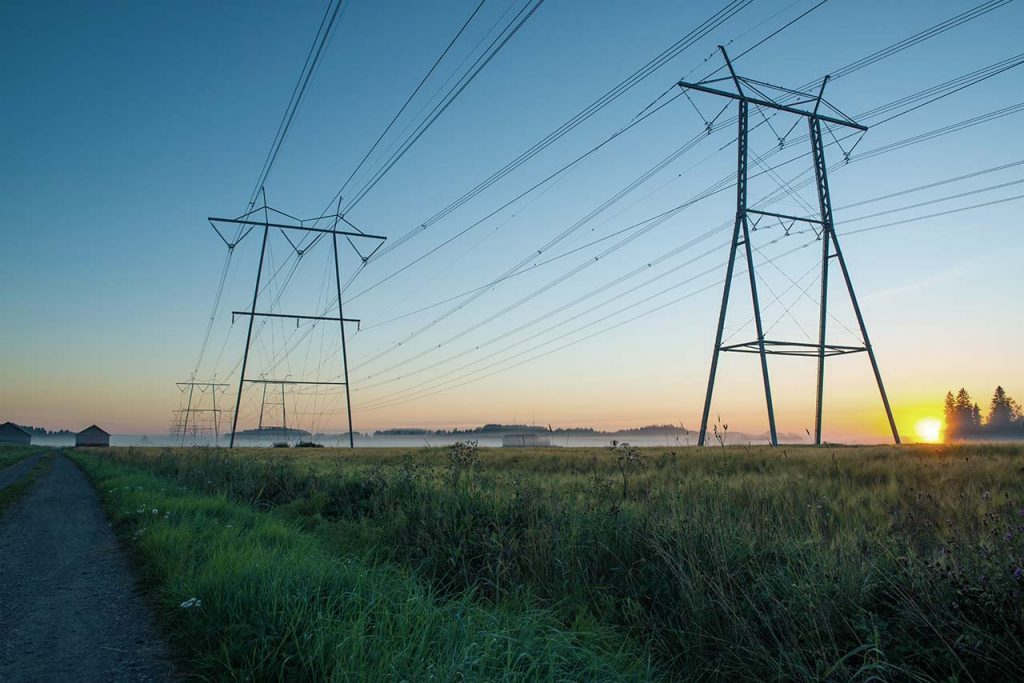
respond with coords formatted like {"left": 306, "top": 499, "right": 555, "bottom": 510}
{"left": 0, "top": 452, "right": 176, "bottom": 681}
{"left": 0, "top": 451, "right": 44, "bottom": 490}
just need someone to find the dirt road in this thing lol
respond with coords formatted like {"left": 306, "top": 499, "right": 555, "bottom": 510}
{"left": 0, "top": 452, "right": 176, "bottom": 681}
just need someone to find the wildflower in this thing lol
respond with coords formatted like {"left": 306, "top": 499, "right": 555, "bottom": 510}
{"left": 1014, "top": 567, "right": 1023, "bottom": 580}
{"left": 151, "top": 509, "right": 159, "bottom": 515}
{"left": 180, "top": 597, "right": 202, "bottom": 609}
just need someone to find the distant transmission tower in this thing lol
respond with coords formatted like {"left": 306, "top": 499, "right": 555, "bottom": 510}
{"left": 171, "top": 380, "right": 229, "bottom": 446}
{"left": 209, "top": 190, "right": 387, "bottom": 448}
{"left": 256, "top": 380, "right": 288, "bottom": 432}
{"left": 680, "top": 47, "right": 899, "bottom": 447}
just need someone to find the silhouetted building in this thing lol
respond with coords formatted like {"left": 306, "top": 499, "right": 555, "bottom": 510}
{"left": 0, "top": 422, "right": 31, "bottom": 445}
{"left": 502, "top": 432, "right": 552, "bottom": 447}
{"left": 76, "top": 425, "right": 110, "bottom": 447}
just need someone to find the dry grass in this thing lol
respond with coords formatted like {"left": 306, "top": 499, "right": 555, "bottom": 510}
{"left": 83, "top": 442, "right": 1024, "bottom": 680}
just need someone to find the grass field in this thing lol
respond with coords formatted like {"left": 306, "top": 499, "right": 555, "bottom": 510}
{"left": 73, "top": 443, "right": 1024, "bottom": 681}
{"left": 0, "top": 444, "right": 43, "bottom": 469}
{"left": 0, "top": 446, "right": 52, "bottom": 515}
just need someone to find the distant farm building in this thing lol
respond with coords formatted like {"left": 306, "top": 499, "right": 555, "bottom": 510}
{"left": 76, "top": 425, "right": 110, "bottom": 447}
{"left": 0, "top": 422, "right": 31, "bottom": 445}
{"left": 502, "top": 432, "right": 552, "bottom": 448}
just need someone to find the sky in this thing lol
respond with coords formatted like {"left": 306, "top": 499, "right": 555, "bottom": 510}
{"left": 1, "top": 0, "right": 1022, "bottom": 442}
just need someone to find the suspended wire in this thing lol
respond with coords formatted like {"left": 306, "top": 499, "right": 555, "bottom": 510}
{"left": 344, "top": 0, "right": 1012, "bottom": 315}
{"left": 842, "top": 177, "right": 1024, "bottom": 225}
{"left": 367, "top": 0, "right": 756, "bottom": 262}
{"left": 242, "top": 0, "right": 837, "bottom": 352}
{"left": 234, "top": 0, "right": 550, "bottom": 317}
{"left": 345, "top": 91, "right": 685, "bottom": 304}
{"left": 356, "top": 241, "right": 815, "bottom": 411}
{"left": 349, "top": 81, "right": 1024, "bottom": 380}
{"left": 356, "top": 235, "right": 731, "bottom": 389}
{"left": 261, "top": 86, "right": 1024, "bottom": 392}
{"left": 243, "top": 0, "right": 1013, "bottom": 339}
{"left": 238, "top": 1, "right": 1019, "bottom": 404}
{"left": 333, "top": 0, "right": 524, "bottom": 212}
{"left": 843, "top": 192, "right": 1024, "bottom": 237}
{"left": 358, "top": 166, "right": 1024, "bottom": 411}
{"left": 342, "top": 0, "right": 548, "bottom": 214}
{"left": 249, "top": 0, "right": 347, "bottom": 213}
{"left": 326, "top": 3, "right": 863, "bottom": 367}
{"left": 331, "top": 0, "right": 488, "bottom": 205}
{"left": 190, "top": 0, "right": 347, "bottom": 381}
{"left": 829, "top": 0, "right": 1012, "bottom": 81}
{"left": 837, "top": 158, "right": 1024, "bottom": 210}
{"left": 860, "top": 101, "right": 1024, "bottom": 159}
{"left": 342, "top": 103, "right": 1024, "bottom": 406}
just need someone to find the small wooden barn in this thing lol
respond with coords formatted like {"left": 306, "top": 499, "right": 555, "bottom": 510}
{"left": 501, "top": 432, "right": 552, "bottom": 448}
{"left": 76, "top": 425, "right": 110, "bottom": 447}
{"left": 0, "top": 422, "right": 31, "bottom": 445}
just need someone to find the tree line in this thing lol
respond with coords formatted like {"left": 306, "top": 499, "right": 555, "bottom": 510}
{"left": 943, "top": 386, "right": 1023, "bottom": 439}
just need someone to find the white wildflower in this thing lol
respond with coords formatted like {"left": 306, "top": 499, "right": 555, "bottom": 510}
{"left": 180, "top": 597, "right": 202, "bottom": 609}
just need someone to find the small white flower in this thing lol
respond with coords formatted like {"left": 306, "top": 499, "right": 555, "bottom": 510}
{"left": 180, "top": 597, "right": 202, "bottom": 609}
{"left": 152, "top": 509, "right": 159, "bottom": 515}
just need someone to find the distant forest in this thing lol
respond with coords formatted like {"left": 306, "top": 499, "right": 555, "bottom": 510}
{"left": 16, "top": 424, "right": 74, "bottom": 437}
{"left": 375, "top": 423, "right": 691, "bottom": 437}
{"left": 944, "top": 386, "right": 1023, "bottom": 439}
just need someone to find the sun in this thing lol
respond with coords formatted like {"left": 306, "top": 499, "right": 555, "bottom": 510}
{"left": 914, "top": 417, "right": 943, "bottom": 443}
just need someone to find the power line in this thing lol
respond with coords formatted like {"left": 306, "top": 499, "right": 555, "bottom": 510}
{"left": 341, "top": 2, "right": 1018, "bottom": 349}
{"left": 190, "top": 0, "right": 348, "bottom": 381}
{"left": 342, "top": 0, "right": 548, "bottom": 214}
{"left": 366, "top": 0, "right": 757, "bottom": 262}
{"left": 229, "top": 1, "right": 1020, "bottom": 402}
{"left": 843, "top": 192, "right": 1024, "bottom": 236}
{"left": 350, "top": 85, "right": 1024, "bottom": 381}
{"left": 344, "top": 108, "right": 1024, "bottom": 408}
{"left": 331, "top": 0, "right": 488, "bottom": 205}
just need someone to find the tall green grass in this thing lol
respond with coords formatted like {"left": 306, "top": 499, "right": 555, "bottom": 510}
{"left": 0, "top": 449, "right": 52, "bottom": 514}
{"left": 0, "top": 444, "right": 45, "bottom": 469}
{"left": 93, "top": 443, "right": 1024, "bottom": 680}
{"left": 72, "top": 452, "right": 653, "bottom": 681}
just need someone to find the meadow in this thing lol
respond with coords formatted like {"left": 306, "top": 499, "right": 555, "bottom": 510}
{"left": 71, "top": 443, "right": 1024, "bottom": 681}
{"left": 0, "top": 445, "right": 51, "bottom": 514}
{"left": 0, "top": 444, "right": 41, "bottom": 469}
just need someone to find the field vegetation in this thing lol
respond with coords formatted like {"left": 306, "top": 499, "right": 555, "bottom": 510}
{"left": 0, "top": 444, "right": 44, "bottom": 469}
{"left": 0, "top": 445, "right": 52, "bottom": 515}
{"left": 73, "top": 443, "right": 1024, "bottom": 681}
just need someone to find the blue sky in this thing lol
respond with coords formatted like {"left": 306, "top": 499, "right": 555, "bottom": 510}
{"left": 1, "top": 0, "right": 1022, "bottom": 439}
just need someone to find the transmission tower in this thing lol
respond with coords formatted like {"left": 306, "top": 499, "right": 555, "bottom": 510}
{"left": 171, "top": 380, "right": 230, "bottom": 446}
{"left": 256, "top": 380, "right": 288, "bottom": 432}
{"left": 209, "top": 190, "right": 387, "bottom": 448}
{"left": 680, "top": 47, "right": 899, "bottom": 447}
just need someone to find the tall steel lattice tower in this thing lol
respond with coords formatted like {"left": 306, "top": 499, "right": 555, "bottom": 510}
{"left": 171, "top": 380, "right": 229, "bottom": 446}
{"left": 209, "top": 190, "right": 387, "bottom": 448}
{"left": 679, "top": 47, "right": 900, "bottom": 447}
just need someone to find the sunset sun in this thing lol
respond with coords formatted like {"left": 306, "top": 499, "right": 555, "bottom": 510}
{"left": 914, "top": 417, "right": 943, "bottom": 443}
